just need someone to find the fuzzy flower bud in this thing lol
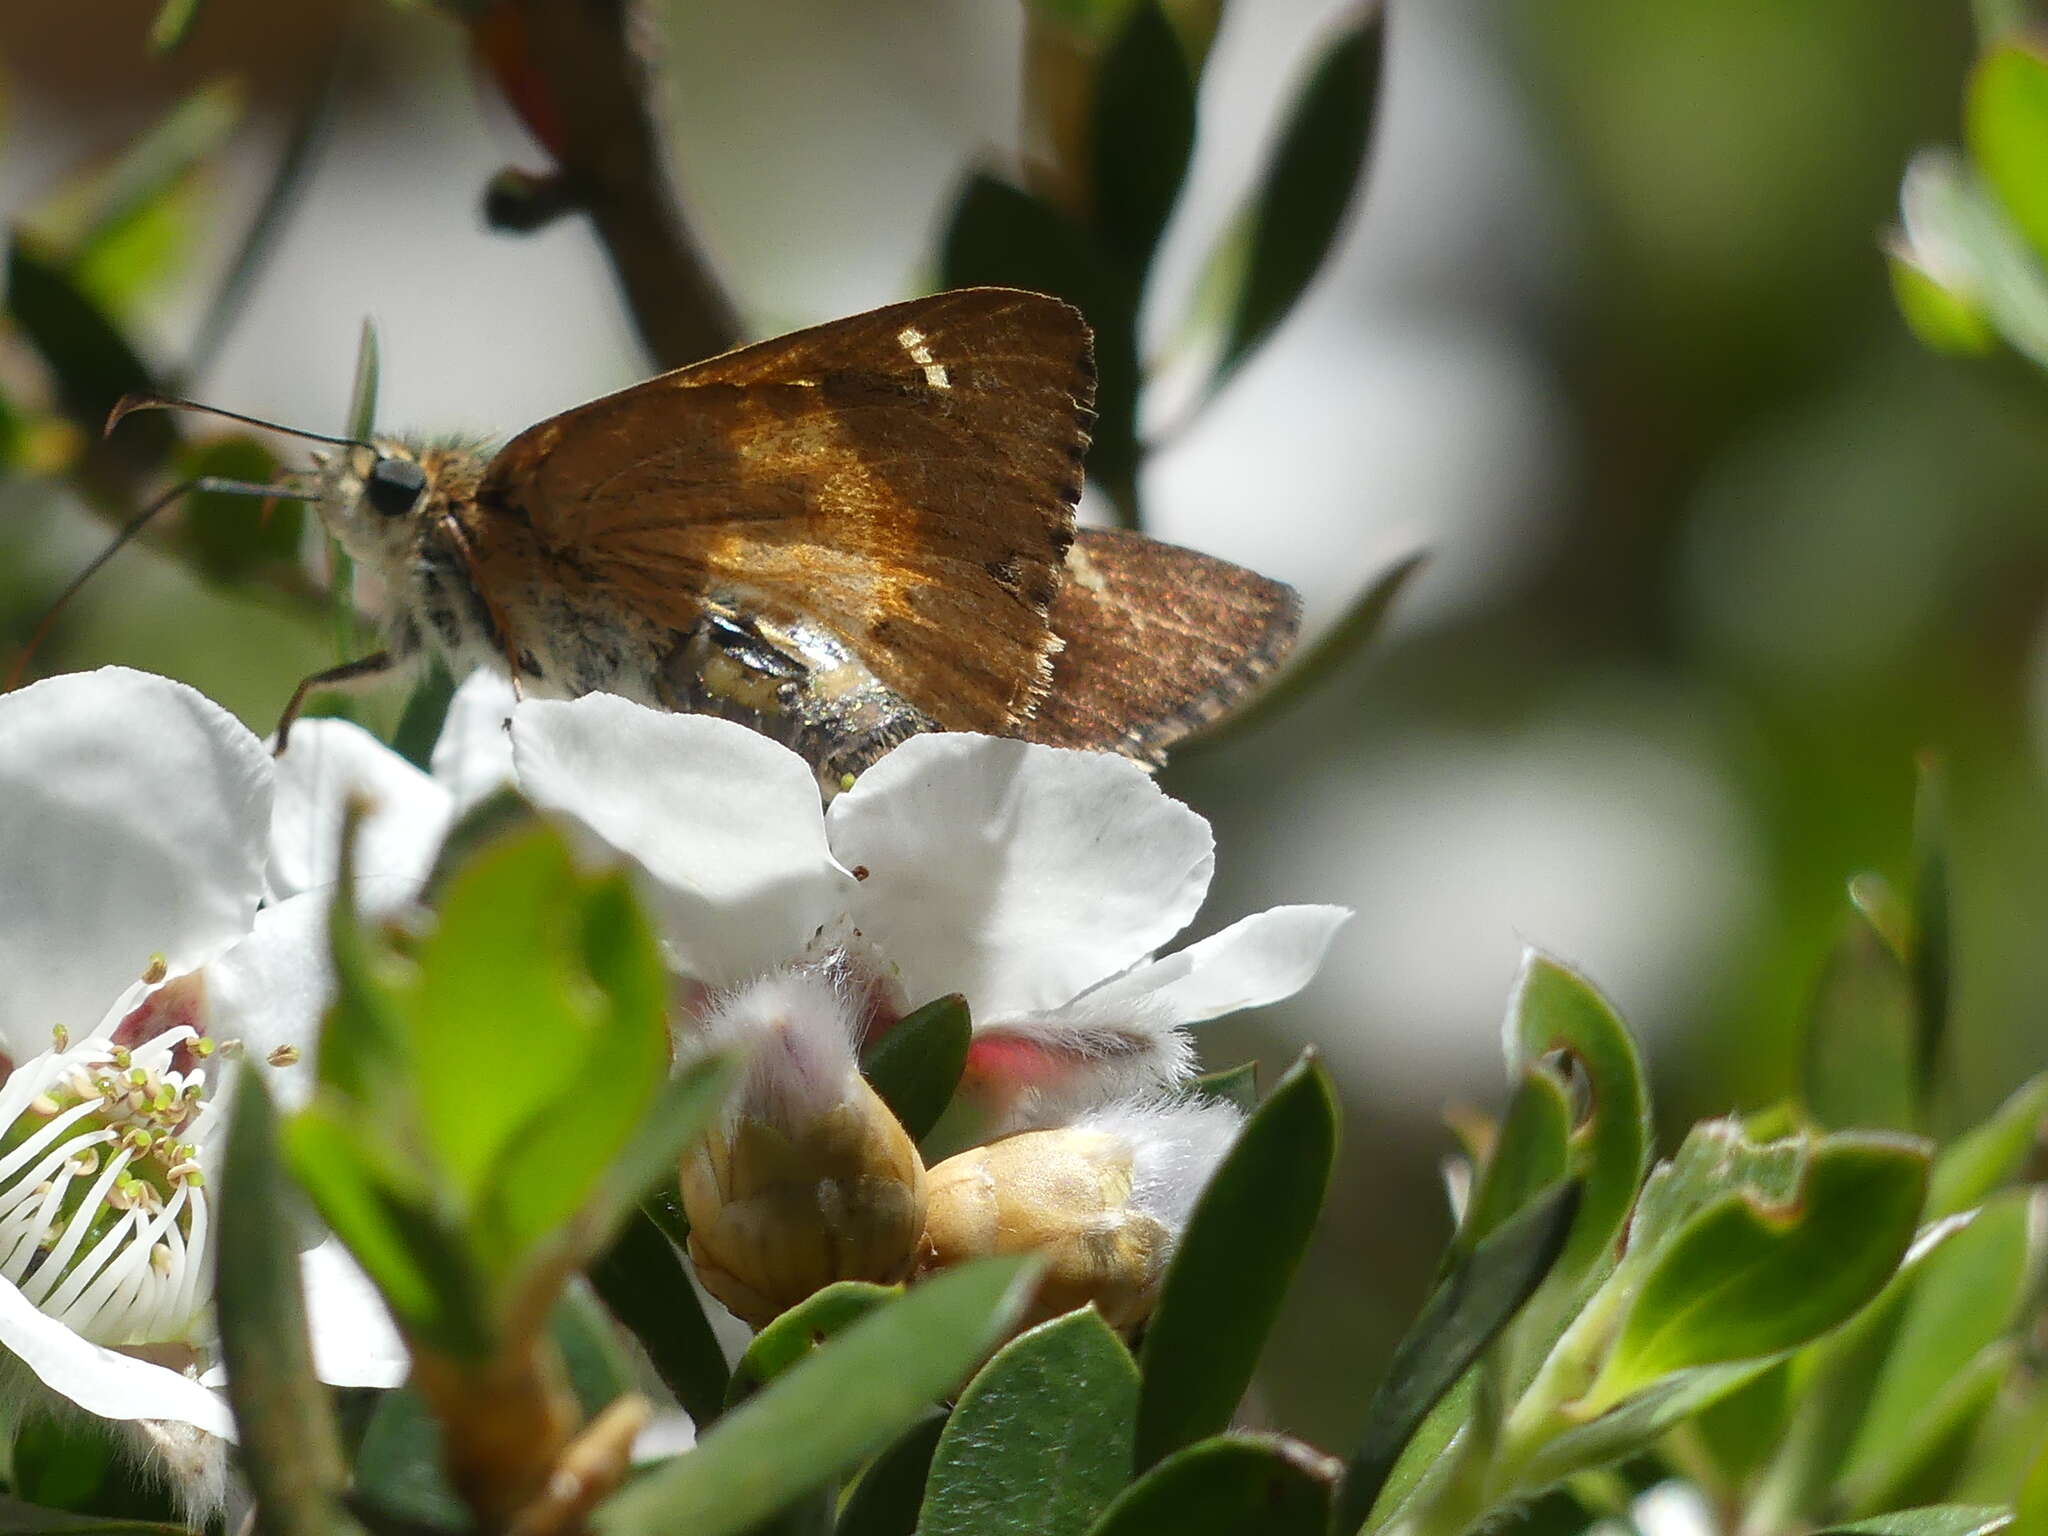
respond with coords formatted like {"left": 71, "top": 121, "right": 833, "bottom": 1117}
{"left": 679, "top": 970, "right": 927, "bottom": 1328}
{"left": 917, "top": 1096, "right": 1241, "bottom": 1332}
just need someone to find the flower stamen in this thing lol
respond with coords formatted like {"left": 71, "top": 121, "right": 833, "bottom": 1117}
{"left": 0, "top": 1023, "right": 216, "bottom": 1345}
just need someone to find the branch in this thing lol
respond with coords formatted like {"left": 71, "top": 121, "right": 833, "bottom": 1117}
{"left": 498, "top": 0, "right": 743, "bottom": 369}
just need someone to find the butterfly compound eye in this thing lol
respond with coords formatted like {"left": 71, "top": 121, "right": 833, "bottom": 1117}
{"left": 365, "top": 457, "right": 427, "bottom": 517}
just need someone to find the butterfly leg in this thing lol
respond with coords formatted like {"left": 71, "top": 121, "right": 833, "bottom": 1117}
{"left": 272, "top": 650, "right": 397, "bottom": 756}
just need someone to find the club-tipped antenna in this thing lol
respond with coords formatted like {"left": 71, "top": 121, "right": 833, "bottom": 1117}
{"left": 6, "top": 476, "right": 315, "bottom": 693}
{"left": 106, "top": 391, "right": 379, "bottom": 452}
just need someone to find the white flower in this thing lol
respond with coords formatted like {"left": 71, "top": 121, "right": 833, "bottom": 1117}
{"left": 0, "top": 668, "right": 405, "bottom": 1456}
{"left": 266, "top": 669, "right": 518, "bottom": 911}
{"left": 503, "top": 690, "right": 1352, "bottom": 1130}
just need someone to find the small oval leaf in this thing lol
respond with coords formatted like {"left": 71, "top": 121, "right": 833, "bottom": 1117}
{"left": 1089, "top": 0, "right": 1197, "bottom": 281}
{"left": 836, "top": 1411, "right": 948, "bottom": 1536}
{"left": 593, "top": 1258, "right": 1038, "bottom": 1536}
{"left": 591, "top": 1206, "right": 731, "bottom": 1428}
{"left": 1969, "top": 43, "right": 2048, "bottom": 265}
{"left": 920, "top": 1309, "right": 1138, "bottom": 1536}
{"left": 1087, "top": 1434, "right": 1335, "bottom": 1536}
{"left": 1213, "top": 7, "right": 1383, "bottom": 386}
{"left": 1503, "top": 951, "right": 1651, "bottom": 1292}
{"left": 862, "top": 994, "right": 971, "bottom": 1143}
{"left": 728, "top": 1282, "right": 898, "bottom": 1407}
{"left": 1334, "top": 1180, "right": 1581, "bottom": 1531}
{"left": 1591, "top": 1133, "right": 1930, "bottom": 1405}
{"left": 1135, "top": 1052, "right": 1337, "bottom": 1469}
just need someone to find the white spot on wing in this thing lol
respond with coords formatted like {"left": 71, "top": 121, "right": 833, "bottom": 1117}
{"left": 895, "top": 323, "right": 951, "bottom": 390}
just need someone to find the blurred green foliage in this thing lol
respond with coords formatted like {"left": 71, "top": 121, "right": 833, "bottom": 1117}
{"left": 2, "top": 0, "right": 2047, "bottom": 1525}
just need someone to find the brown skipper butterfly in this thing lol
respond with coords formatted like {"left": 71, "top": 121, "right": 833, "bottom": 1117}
{"left": 96, "top": 288, "right": 1298, "bottom": 787}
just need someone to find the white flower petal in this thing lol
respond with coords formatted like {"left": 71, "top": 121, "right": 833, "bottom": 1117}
{"left": 1078, "top": 905, "right": 1353, "bottom": 1026}
{"left": 432, "top": 670, "right": 520, "bottom": 812}
{"left": 300, "top": 1236, "right": 408, "bottom": 1389}
{"left": 829, "top": 735, "right": 1215, "bottom": 1016}
{"left": 0, "top": 668, "right": 270, "bottom": 1056}
{"left": 204, "top": 894, "right": 333, "bottom": 1114}
{"left": 270, "top": 719, "right": 452, "bottom": 909}
{"left": 0, "top": 1277, "right": 234, "bottom": 1438}
{"left": 511, "top": 697, "right": 850, "bottom": 985}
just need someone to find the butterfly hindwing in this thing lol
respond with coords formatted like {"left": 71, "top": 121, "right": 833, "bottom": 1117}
{"left": 1032, "top": 527, "right": 1301, "bottom": 762}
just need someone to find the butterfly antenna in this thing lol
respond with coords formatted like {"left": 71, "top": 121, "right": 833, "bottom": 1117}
{"left": 106, "top": 392, "right": 379, "bottom": 452}
{"left": 6, "top": 476, "right": 315, "bottom": 693}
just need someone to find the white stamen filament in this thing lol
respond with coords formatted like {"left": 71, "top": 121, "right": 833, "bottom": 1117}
{"left": 0, "top": 1024, "right": 216, "bottom": 1345}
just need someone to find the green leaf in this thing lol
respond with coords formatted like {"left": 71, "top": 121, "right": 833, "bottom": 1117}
{"left": 920, "top": 1309, "right": 1139, "bottom": 1536}
{"left": 1515, "top": 1358, "right": 1786, "bottom": 1490}
{"left": 1359, "top": 1374, "right": 1474, "bottom": 1534}
{"left": 410, "top": 828, "right": 602, "bottom": 1198}
{"left": 333, "top": 317, "right": 379, "bottom": 659}
{"left": 315, "top": 803, "right": 413, "bottom": 1109}
{"left": 215, "top": 1075, "right": 356, "bottom": 1536}
{"left": 592, "top": 1258, "right": 1038, "bottom": 1536}
{"left": 1816, "top": 1508, "right": 2014, "bottom": 1536}
{"left": 187, "top": 66, "right": 343, "bottom": 380}
{"left": 835, "top": 1411, "right": 947, "bottom": 1536}
{"left": 1588, "top": 1133, "right": 1930, "bottom": 1406}
{"left": 1192, "top": 1062, "right": 1259, "bottom": 1114}
{"left": 0, "top": 1501, "right": 193, "bottom": 1535}
{"left": 1183, "top": 552, "right": 1422, "bottom": 755}
{"left": 5, "top": 236, "right": 170, "bottom": 466}
{"left": 178, "top": 435, "right": 301, "bottom": 582}
{"left": 150, "top": 0, "right": 204, "bottom": 53}
{"left": 33, "top": 82, "right": 240, "bottom": 277}
{"left": 553, "top": 1280, "right": 638, "bottom": 1420}
{"left": 1089, "top": 0, "right": 1196, "bottom": 281}
{"left": 347, "top": 316, "right": 380, "bottom": 441}
{"left": 1687, "top": 1360, "right": 1793, "bottom": 1487}
{"left": 1888, "top": 246, "right": 2000, "bottom": 356}
{"left": 1838, "top": 1194, "right": 2034, "bottom": 1496}
{"left": 1503, "top": 953, "right": 1651, "bottom": 1294}
{"left": 1458, "top": 1067, "right": 1573, "bottom": 1253}
{"left": 281, "top": 1104, "right": 469, "bottom": 1344}
{"left": 418, "top": 788, "right": 540, "bottom": 907}
{"left": 1893, "top": 152, "right": 2048, "bottom": 373}
{"left": 1135, "top": 1052, "right": 1337, "bottom": 1469}
{"left": 939, "top": 174, "right": 1140, "bottom": 520}
{"left": 8, "top": 1419, "right": 120, "bottom": 1515}
{"left": 539, "top": 1051, "right": 741, "bottom": 1294}
{"left": 2018, "top": 1431, "right": 2048, "bottom": 1536}
{"left": 1334, "top": 1181, "right": 1582, "bottom": 1532}
{"left": 1843, "top": 1345, "right": 2013, "bottom": 1519}
{"left": 1212, "top": 8, "right": 1382, "bottom": 386}
{"left": 861, "top": 994, "right": 970, "bottom": 1143}
{"left": 590, "top": 1207, "right": 731, "bottom": 1428}
{"left": 353, "top": 1387, "right": 467, "bottom": 1532}
{"left": 1742, "top": 1201, "right": 1984, "bottom": 1530}
{"left": 1804, "top": 911, "right": 1918, "bottom": 1133}
{"left": 390, "top": 659, "right": 458, "bottom": 771}
{"left": 1969, "top": 43, "right": 2048, "bottom": 265}
{"left": 728, "top": 1283, "right": 897, "bottom": 1407}
{"left": 1085, "top": 1434, "right": 1335, "bottom": 1536}
{"left": 1908, "top": 757, "right": 1950, "bottom": 1112}
{"left": 478, "top": 871, "right": 675, "bottom": 1272}
{"left": 1930, "top": 1072, "right": 2048, "bottom": 1217}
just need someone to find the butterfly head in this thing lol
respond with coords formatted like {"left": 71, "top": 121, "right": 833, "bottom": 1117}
{"left": 304, "top": 438, "right": 487, "bottom": 577}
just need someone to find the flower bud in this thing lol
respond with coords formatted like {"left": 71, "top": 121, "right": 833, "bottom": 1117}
{"left": 679, "top": 970, "right": 927, "bottom": 1328}
{"left": 916, "top": 1097, "right": 1241, "bottom": 1333}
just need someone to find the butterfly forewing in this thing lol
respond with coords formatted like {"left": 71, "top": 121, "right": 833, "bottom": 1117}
{"left": 469, "top": 288, "right": 1095, "bottom": 732}
{"left": 1033, "top": 527, "right": 1301, "bottom": 762}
